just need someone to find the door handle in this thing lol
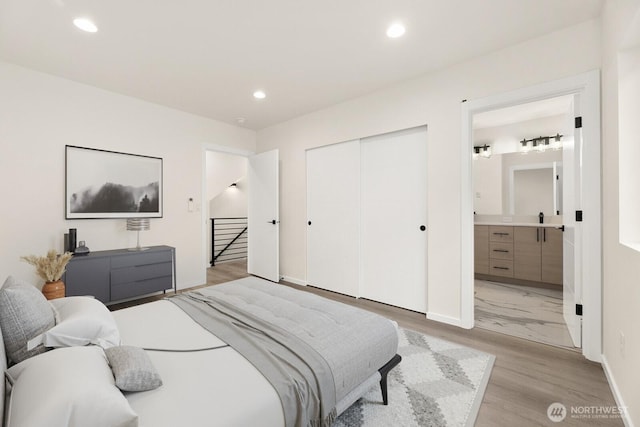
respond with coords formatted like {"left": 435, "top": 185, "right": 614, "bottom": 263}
{"left": 267, "top": 220, "right": 279, "bottom": 225}
{"left": 308, "top": 221, "right": 312, "bottom": 226}
{"left": 419, "top": 225, "right": 426, "bottom": 231}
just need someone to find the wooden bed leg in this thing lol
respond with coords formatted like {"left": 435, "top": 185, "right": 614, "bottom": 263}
{"left": 378, "top": 354, "right": 402, "bottom": 405}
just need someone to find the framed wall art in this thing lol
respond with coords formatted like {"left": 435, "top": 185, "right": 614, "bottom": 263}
{"left": 65, "top": 145, "right": 163, "bottom": 219}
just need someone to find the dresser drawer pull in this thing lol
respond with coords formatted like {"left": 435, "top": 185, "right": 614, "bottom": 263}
{"left": 493, "top": 266, "right": 510, "bottom": 270}
{"left": 492, "top": 249, "right": 510, "bottom": 253}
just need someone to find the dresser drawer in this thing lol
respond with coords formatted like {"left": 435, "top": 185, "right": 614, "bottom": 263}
{"left": 489, "top": 259, "right": 514, "bottom": 277}
{"left": 111, "top": 276, "right": 172, "bottom": 301}
{"left": 489, "top": 242, "right": 513, "bottom": 260}
{"left": 489, "top": 226, "right": 513, "bottom": 243}
{"left": 111, "top": 262, "right": 173, "bottom": 286}
{"left": 111, "top": 250, "right": 172, "bottom": 269}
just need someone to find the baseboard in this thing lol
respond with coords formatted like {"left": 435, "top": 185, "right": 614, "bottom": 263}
{"left": 281, "top": 275, "right": 306, "bottom": 286}
{"left": 177, "top": 279, "right": 207, "bottom": 291}
{"left": 601, "top": 354, "right": 634, "bottom": 427}
{"left": 426, "top": 312, "right": 465, "bottom": 328}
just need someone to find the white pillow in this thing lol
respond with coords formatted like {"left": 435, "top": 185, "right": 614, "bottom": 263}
{"left": 40, "top": 296, "right": 121, "bottom": 348}
{"left": 6, "top": 346, "right": 138, "bottom": 427}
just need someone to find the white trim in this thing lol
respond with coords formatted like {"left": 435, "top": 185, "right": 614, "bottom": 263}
{"left": 601, "top": 354, "right": 634, "bottom": 427}
{"left": 461, "top": 70, "right": 602, "bottom": 361}
{"left": 201, "top": 143, "right": 255, "bottom": 285}
{"left": 282, "top": 276, "right": 307, "bottom": 286}
{"left": 427, "top": 312, "right": 468, "bottom": 329}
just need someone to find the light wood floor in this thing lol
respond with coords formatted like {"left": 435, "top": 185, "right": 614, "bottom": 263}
{"left": 115, "top": 260, "right": 623, "bottom": 426}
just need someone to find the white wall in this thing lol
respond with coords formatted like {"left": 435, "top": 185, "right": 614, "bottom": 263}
{"left": 256, "top": 20, "right": 600, "bottom": 323}
{"left": 473, "top": 155, "right": 502, "bottom": 214}
{"left": 601, "top": 0, "right": 640, "bottom": 425}
{"left": 0, "top": 61, "right": 256, "bottom": 291}
{"left": 209, "top": 176, "right": 248, "bottom": 218}
{"left": 206, "top": 151, "right": 248, "bottom": 204}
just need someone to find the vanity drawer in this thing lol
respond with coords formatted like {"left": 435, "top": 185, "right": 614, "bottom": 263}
{"left": 489, "top": 259, "right": 514, "bottom": 277}
{"left": 489, "top": 226, "right": 514, "bottom": 243}
{"left": 489, "top": 242, "right": 513, "bottom": 260}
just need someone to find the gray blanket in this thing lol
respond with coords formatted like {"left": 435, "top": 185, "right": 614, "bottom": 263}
{"left": 168, "top": 277, "right": 398, "bottom": 427}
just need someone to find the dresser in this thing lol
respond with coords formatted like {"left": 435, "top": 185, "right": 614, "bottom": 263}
{"left": 64, "top": 245, "right": 176, "bottom": 304}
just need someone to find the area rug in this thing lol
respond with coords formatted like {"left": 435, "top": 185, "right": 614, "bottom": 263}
{"left": 334, "top": 328, "right": 495, "bottom": 427}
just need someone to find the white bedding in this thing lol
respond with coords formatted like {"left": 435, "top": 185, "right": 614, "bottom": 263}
{"left": 112, "top": 300, "right": 285, "bottom": 427}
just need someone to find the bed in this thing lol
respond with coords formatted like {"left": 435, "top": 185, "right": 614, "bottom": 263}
{"left": 0, "top": 275, "right": 400, "bottom": 427}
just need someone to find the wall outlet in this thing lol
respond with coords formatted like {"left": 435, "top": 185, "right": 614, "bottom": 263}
{"left": 619, "top": 331, "right": 625, "bottom": 358}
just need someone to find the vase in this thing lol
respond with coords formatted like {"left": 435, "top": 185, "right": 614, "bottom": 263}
{"left": 42, "top": 280, "right": 65, "bottom": 300}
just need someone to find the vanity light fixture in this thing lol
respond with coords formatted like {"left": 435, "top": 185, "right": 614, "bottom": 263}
{"left": 473, "top": 144, "right": 491, "bottom": 159}
{"left": 520, "top": 134, "right": 563, "bottom": 154}
{"left": 551, "top": 133, "right": 563, "bottom": 150}
{"left": 73, "top": 18, "right": 98, "bottom": 33}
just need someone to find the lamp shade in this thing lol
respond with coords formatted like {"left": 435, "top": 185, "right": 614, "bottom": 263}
{"left": 126, "top": 218, "right": 150, "bottom": 251}
{"left": 126, "top": 218, "right": 150, "bottom": 231}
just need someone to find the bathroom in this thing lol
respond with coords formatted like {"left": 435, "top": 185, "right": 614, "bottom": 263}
{"left": 472, "top": 95, "right": 580, "bottom": 350}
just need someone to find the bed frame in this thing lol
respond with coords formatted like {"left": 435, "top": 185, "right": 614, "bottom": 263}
{"left": 379, "top": 354, "right": 402, "bottom": 405}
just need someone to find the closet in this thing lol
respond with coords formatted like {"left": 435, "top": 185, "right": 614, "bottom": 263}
{"left": 306, "top": 126, "right": 427, "bottom": 313}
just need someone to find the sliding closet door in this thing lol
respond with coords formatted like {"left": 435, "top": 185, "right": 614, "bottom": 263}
{"left": 306, "top": 141, "right": 360, "bottom": 296}
{"left": 360, "top": 126, "right": 427, "bottom": 312}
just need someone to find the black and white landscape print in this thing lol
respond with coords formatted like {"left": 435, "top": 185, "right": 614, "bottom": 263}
{"left": 66, "top": 146, "right": 163, "bottom": 219}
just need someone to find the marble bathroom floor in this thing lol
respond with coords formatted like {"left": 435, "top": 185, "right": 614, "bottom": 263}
{"left": 474, "top": 280, "right": 577, "bottom": 350}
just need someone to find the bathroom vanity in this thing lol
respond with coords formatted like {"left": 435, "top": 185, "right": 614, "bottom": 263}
{"left": 474, "top": 223, "right": 563, "bottom": 286}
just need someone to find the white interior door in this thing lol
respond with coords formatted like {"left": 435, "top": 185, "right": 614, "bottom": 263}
{"left": 563, "top": 96, "right": 582, "bottom": 347}
{"left": 306, "top": 141, "right": 360, "bottom": 296}
{"left": 360, "top": 126, "right": 428, "bottom": 312}
{"left": 248, "top": 149, "right": 279, "bottom": 282}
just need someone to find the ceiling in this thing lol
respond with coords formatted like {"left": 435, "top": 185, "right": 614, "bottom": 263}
{"left": 473, "top": 95, "right": 574, "bottom": 129}
{"left": 0, "top": 0, "right": 603, "bottom": 130}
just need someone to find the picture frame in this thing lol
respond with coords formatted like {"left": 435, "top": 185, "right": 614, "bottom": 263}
{"left": 65, "top": 145, "right": 163, "bottom": 219}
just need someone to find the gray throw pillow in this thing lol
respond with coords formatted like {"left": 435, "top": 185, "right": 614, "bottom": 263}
{"left": 105, "top": 345, "right": 162, "bottom": 392}
{"left": 0, "top": 276, "right": 55, "bottom": 364}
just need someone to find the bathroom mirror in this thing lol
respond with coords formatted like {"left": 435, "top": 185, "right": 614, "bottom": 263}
{"left": 473, "top": 151, "right": 562, "bottom": 216}
{"left": 508, "top": 162, "right": 561, "bottom": 216}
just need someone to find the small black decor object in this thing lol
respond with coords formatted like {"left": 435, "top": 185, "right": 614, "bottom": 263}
{"left": 74, "top": 240, "right": 90, "bottom": 255}
{"left": 64, "top": 233, "right": 70, "bottom": 252}
{"left": 539, "top": 212, "right": 544, "bottom": 224}
{"left": 69, "top": 228, "right": 77, "bottom": 253}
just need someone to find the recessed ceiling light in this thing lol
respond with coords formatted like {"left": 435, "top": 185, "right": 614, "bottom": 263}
{"left": 386, "top": 23, "right": 405, "bottom": 38}
{"left": 73, "top": 18, "right": 98, "bottom": 33}
{"left": 253, "top": 90, "right": 266, "bottom": 99}
{"left": 236, "top": 117, "right": 246, "bottom": 124}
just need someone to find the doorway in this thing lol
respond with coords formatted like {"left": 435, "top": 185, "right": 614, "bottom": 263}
{"left": 201, "top": 145, "right": 280, "bottom": 284}
{"left": 205, "top": 150, "right": 249, "bottom": 279}
{"left": 471, "top": 95, "right": 575, "bottom": 349}
{"left": 461, "top": 70, "right": 602, "bottom": 362}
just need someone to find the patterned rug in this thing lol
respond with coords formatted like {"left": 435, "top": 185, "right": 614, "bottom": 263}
{"left": 334, "top": 328, "right": 495, "bottom": 427}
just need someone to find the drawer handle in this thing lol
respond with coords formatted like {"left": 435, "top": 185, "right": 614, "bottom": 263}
{"left": 492, "top": 249, "right": 509, "bottom": 253}
{"left": 492, "top": 232, "right": 510, "bottom": 236}
{"left": 493, "top": 266, "right": 510, "bottom": 270}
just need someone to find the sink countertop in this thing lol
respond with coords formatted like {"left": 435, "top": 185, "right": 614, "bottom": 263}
{"left": 474, "top": 222, "right": 563, "bottom": 228}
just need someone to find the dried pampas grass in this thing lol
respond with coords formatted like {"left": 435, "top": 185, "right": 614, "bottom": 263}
{"left": 21, "top": 250, "right": 73, "bottom": 282}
